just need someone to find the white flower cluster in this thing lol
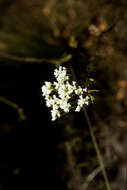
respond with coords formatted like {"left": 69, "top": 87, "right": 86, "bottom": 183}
{"left": 41, "top": 66, "right": 90, "bottom": 121}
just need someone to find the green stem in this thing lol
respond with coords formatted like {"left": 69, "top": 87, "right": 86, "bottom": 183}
{"left": 69, "top": 64, "right": 111, "bottom": 190}
{"left": 82, "top": 107, "right": 111, "bottom": 190}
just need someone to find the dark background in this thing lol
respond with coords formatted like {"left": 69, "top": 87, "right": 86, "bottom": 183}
{"left": 0, "top": 0, "right": 127, "bottom": 190}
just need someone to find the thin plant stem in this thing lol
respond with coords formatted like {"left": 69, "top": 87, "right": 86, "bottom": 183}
{"left": 0, "top": 52, "right": 72, "bottom": 66}
{"left": 69, "top": 64, "right": 111, "bottom": 190}
{"left": 82, "top": 107, "right": 111, "bottom": 190}
{"left": 0, "top": 96, "right": 26, "bottom": 120}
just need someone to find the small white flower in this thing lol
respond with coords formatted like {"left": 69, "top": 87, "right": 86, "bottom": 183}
{"left": 77, "top": 95, "right": 84, "bottom": 106}
{"left": 52, "top": 104, "right": 59, "bottom": 110}
{"left": 45, "top": 97, "right": 55, "bottom": 107}
{"left": 54, "top": 66, "right": 69, "bottom": 83}
{"left": 75, "top": 106, "right": 81, "bottom": 112}
{"left": 75, "top": 87, "right": 83, "bottom": 95}
{"left": 45, "top": 81, "right": 52, "bottom": 88}
{"left": 77, "top": 95, "right": 90, "bottom": 107}
{"left": 46, "top": 99, "right": 52, "bottom": 107}
{"left": 42, "top": 66, "right": 91, "bottom": 121}
{"left": 51, "top": 109, "right": 61, "bottom": 121}
{"left": 54, "top": 66, "right": 67, "bottom": 78}
{"left": 59, "top": 99, "right": 71, "bottom": 112}
{"left": 84, "top": 96, "right": 89, "bottom": 105}
{"left": 66, "top": 82, "right": 76, "bottom": 94}
{"left": 41, "top": 81, "right": 53, "bottom": 96}
{"left": 45, "top": 95, "right": 50, "bottom": 100}
{"left": 56, "top": 75, "right": 69, "bottom": 83}
{"left": 72, "top": 81, "right": 76, "bottom": 86}
{"left": 53, "top": 81, "right": 59, "bottom": 89}
{"left": 83, "top": 88, "right": 87, "bottom": 92}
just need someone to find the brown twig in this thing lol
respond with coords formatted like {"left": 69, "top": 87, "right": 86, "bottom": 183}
{"left": 81, "top": 166, "right": 102, "bottom": 190}
{"left": 0, "top": 96, "right": 26, "bottom": 120}
{"left": 0, "top": 52, "right": 72, "bottom": 67}
{"left": 0, "top": 52, "right": 54, "bottom": 64}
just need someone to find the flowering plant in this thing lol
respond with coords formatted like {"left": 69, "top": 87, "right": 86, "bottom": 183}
{"left": 41, "top": 65, "right": 110, "bottom": 189}
{"left": 41, "top": 66, "right": 90, "bottom": 121}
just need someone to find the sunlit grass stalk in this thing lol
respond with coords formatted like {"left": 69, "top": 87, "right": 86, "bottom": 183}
{"left": 69, "top": 64, "right": 111, "bottom": 190}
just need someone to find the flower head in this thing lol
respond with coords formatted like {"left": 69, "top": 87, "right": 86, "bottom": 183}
{"left": 41, "top": 66, "right": 90, "bottom": 121}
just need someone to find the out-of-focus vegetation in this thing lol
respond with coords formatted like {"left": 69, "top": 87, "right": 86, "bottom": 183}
{"left": 0, "top": 0, "right": 127, "bottom": 190}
